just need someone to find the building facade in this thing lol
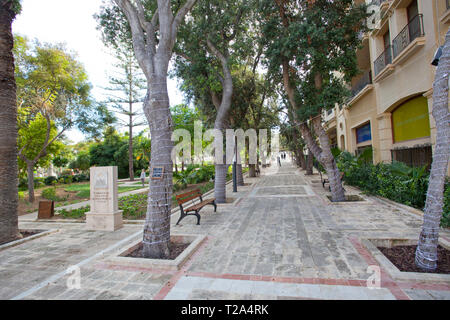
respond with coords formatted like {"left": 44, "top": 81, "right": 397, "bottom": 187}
{"left": 324, "top": 0, "right": 450, "bottom": 173}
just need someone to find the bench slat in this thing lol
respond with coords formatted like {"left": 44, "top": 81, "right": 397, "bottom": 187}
{"left": 185, "top": 199, "right": 215, "bottom": 212}
{"left": 177, "top": 194, "right": 201, "bottom": 205}
{"left": 175, "top": 189, "right": 201, "bottom": 199}
{"left": 176, "top": 189, "right": 202, "bottom": 205}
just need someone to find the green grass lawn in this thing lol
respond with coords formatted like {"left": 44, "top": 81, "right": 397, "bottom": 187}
{"left": 57, "top": 180, "right": 216, "bottom": 220}
{"left": 64, "top": 183, "right": 145, "bottom": 198}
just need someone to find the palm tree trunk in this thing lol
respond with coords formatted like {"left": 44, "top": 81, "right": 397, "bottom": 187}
{"left": 0, "top": 2, "right": 20, "bottom": 244}
{"left": 415, "top": 28, "right": 450, "bottom": 271}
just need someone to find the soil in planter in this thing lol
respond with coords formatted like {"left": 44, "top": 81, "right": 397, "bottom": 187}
{"left": 126, "top": 241, "right": 190, "bottom": 260}
{"left": 326, "top": 195, "right": 364, "bottom": 202}
{"left": 20, "top": 230, "right": 43, "bottom": 238}
{"left": 0, "top": 230, "right": 43, "bottom": 246}
{"left": 378, "top": 245, "right": 450, "bottom": 274}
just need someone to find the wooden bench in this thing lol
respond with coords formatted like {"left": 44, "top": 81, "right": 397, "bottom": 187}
{"left": 319, "top": 171, "right": 345, "bottom": 191}
{"left": 175, "top": 189, "right": 217, "bottom": 225}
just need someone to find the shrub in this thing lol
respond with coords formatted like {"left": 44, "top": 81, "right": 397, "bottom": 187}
{"left": 41, "top": 188, "right": 58, "bottom": 201}
{"left": 337, "top": 153, "right": 450, "bottom": 227}
{"left": 73, "top": 173, "right": 89, "bottom": 183}
{"left": 58, "top": 174, "right": 73, "bottom": 184}
{"left": 34, "top": 177, "right": 45, "bottom": 188}
{"left": 442, "top": 182, "right": 450, "bottom": 228}
{"left": 118, "top": 193, "right": 147, "bottom": 219}
{"left": 44, "top": 176, "right": 58, "bottom": 186}
{"left": 19, "top": 178, "right": 28, "bottom": 190}
{"left": 57, "top": 206, "right": 90, "bottom": 219}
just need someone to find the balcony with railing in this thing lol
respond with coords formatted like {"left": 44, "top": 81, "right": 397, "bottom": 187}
{"left": 351, "top": 70, "right": 372, "bottom": 98}
{"left": 369, "top": 0, "right": 390, "bottom": 6}
{"left": 374, "top": 45, "right": 393, "bottom": 77}
{"left": 441, "top": 0, "right": 450, "bottom": 23}
{"left": 348, "top": 70, "right": 373, "bottom": 106}
{"left": 392, "top": 14, "right": 425, "bottom": 60}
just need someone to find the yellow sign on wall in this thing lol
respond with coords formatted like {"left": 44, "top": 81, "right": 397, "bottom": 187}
{"left": 392, "top": 96, "right": 430, "bottom": 143}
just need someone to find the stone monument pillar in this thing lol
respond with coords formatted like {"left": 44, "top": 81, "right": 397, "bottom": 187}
{"left": 86, "top": 166, "right": 123, "bottom": 231}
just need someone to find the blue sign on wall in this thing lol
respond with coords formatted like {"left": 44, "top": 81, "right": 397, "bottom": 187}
{"left": 356, "top": 123, "right": 372, "bottom": 144}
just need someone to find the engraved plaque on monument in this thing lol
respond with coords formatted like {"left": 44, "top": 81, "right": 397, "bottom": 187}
{"left": 85, "top": 166, "right": 123, "bottom": 231}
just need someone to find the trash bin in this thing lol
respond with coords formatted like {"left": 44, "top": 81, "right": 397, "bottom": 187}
{"left": 38, "top": 200, "right": 54, "bottom": 219}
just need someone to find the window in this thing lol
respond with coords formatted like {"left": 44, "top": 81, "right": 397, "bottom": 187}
{"left": 407, "top": 0, "right": 418, "bottom": 22}
{"left": 383, "top": 30, "right": 391, "bottom": 50}
{"left": 356, "top": 122, "right": 372, "bottom": 144}
{"left": 375, "top": 30, "right": 393, "bottom": 76}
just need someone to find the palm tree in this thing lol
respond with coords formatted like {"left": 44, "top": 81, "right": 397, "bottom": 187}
{"left": 0, "top": 0, "right": 21, "bottom": 244}
{"left": 415, "top": 27, "right": 450, "bottom": 270}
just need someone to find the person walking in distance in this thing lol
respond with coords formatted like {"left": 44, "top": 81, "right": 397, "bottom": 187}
{"left": 140, "top": 169, "right": 146, "bottom": 187}
{"left": 277, "top": 155, "right": 282, "bottom": 167}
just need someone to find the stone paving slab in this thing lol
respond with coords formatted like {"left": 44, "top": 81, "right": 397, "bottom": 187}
{"left": 1, "top": 158, "right": 450, "bottom": 300}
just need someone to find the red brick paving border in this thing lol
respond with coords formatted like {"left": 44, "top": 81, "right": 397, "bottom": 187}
{"left": 153, "top": 236, "right": 212, "bottom": 300}
{"left": 93, "top": 236, "right": 449, "bottom": 300}
{"left": 349, "top": 237, "right": 411, "bottom": 300}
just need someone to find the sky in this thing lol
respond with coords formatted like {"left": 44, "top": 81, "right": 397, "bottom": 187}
{"left": 12, "top": 0, "right": 185, "bottom": 143}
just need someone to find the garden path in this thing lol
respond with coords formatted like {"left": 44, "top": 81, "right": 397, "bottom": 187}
{"left": 1, "top": 156, "right": 449, "bottom": 300}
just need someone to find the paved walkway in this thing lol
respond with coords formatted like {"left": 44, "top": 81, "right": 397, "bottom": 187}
{"left": 1, "top": 158, "right": 450, "bottom": 300}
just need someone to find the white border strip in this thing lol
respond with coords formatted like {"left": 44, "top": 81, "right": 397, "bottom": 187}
{"left": 0, "top": 229, "right": 58, "bottom": 252}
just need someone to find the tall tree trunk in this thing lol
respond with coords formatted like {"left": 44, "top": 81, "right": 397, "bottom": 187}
{"left": 302, "top": 151, "right": 307, "bottom": 170}
{"left": 299, "top": 120, "right": 345, "bottom": 202}
{"left": 249, "top": 164, "right": 256, "bottom": 177}
{"left": 115, "top": 0, "right": 197, "bottom": 259}
{"left": 236, "top": 151, "right": 244, "bottom": 186}
{"left": 300, "top": 151, "right": 306, "bottom": 170}
{"left": 306, "top": 149, "right": 313, "bottom": 175}
{"left": 142, "top": 72, "right": 173, "bottom": 259}
{"left": 311, "top": 118, "right": 345, "bottom": 201}
{"left": 26, "top": 162, "right": 35, "bottom": 203}
{"left": 247, "top": 138, "right": 256, "bottom": 177}
{"left": 128, "top": 113, "right": 134, "bottom": 181}
{"left": 214, "top": 161, "right": 228, "bottom": 203}
{"left": 237, "top": 163, "right": 244, "bottom": 186}
{"left": 415, "top": 28, "right": 450, "bottom": 271}
{"left": 0, "top": 2, "right": 20, "bottom": 244}
{"left": 280, "top": 54, "right": 345, "bottom": 201}
{"left": 207, "top": 39, "right": 233, "bottom": 204}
